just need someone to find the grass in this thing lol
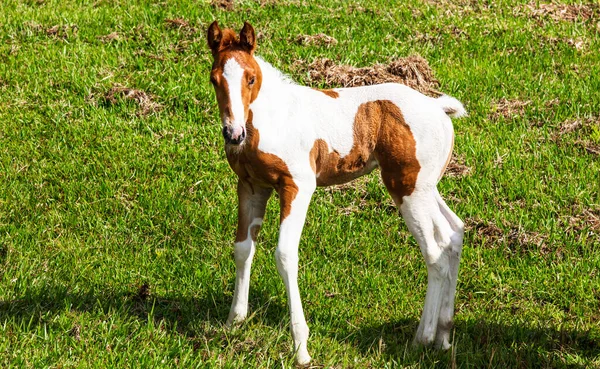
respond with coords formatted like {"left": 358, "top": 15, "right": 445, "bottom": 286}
{"left": 1, "top": 0, "right": 599, "bottom": 367}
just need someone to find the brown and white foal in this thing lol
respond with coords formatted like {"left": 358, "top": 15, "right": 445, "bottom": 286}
{"left": 207, "top": 21, "right": 466, "bottom": 365}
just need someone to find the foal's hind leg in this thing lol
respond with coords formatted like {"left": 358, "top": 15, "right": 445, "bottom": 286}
{"left": 433, "top": 189, "right": 464, "bottom": 349}
{"left": 389, "top": 189, "right": 458, "bottom": 347}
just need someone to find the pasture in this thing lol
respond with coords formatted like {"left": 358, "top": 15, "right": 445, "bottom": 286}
{"left": 1, "top": 0, "right": 599, "bottom": 367}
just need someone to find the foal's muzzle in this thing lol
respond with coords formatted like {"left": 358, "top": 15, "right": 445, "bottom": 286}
{"left": 223, "top": 126, "right": 246, "bottom": 145}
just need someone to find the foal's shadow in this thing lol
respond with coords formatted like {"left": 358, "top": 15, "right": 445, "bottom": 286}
{"left": 2, "top": 285, "right": 598, "bottom": 367}
{"left": 0, "top": 282, "right": 288, "bottom": 339}
{"left": 333, "top": 317, "right": 600, "bottom": 368}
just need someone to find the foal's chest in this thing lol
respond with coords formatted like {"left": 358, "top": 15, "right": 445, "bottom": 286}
{"left": 225, "top": 147, "right": 292, "bottom": 189}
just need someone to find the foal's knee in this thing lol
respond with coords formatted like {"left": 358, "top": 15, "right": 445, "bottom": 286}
{"left": 234, "top": 240, "right": 254, "bottom": 266}
{"left": 274, "top": 248, "right": 298, "bottom": 275}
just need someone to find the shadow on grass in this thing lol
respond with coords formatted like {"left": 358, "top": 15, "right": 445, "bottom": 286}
{"left": 1, "top": 285, "right": 598, "bottom": 367}
{"left": 338, "top": 318, "right": 600, "bottom": 368}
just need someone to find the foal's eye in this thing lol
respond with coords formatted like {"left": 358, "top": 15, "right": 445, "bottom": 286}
{"left": 210, "top": 76, "right": 217, "bottom": 85}
{"left": 248, "top": 77, "right": 255, "bottom": 86}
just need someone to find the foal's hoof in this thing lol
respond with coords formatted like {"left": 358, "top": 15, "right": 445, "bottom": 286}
{"left": 225, "top": 312, "right": 246, "bottom": 328}
{"left": 295, "top": 351, "right": 311, "bottom": 366}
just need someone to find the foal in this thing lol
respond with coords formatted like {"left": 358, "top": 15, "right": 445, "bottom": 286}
{"left": 207, "top": 21, "right": 466, "bottom": 365}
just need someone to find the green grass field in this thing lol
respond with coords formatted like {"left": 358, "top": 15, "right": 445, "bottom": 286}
{"left": 1, "top": 0, "right": 599, "bottom": 367}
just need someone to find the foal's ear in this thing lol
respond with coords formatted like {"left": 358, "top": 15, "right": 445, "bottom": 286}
{"left": 207, "top": 21, "right": 222, "bottom": 53}
{"left": 239, "top": 22, "right": 256, "bottom": 53}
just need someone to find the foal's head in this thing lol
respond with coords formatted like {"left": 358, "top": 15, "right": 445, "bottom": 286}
{"left": 207, "top": 21, "right": 262, "bottom": 146}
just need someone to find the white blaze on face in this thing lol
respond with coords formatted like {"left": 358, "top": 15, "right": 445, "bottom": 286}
{"left": 222, "top": 58, "right": 246, "bottom": 139}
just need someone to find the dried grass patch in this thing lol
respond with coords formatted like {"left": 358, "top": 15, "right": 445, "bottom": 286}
{"left": 294, "top": 33, "right": 338, "bottom": 47}
{"left": 97, "top": 32, "right": 119, "bottom": 43}
{"left": 524, "top": 1, "right": 598, "bottom": 22}
{"left": 445, "top": 154, "right": 472, "bottom": 178}
{"left": 165, "top": 18, "right": 197, "bottom": 34}
{"left": 293, "top": 56, "right": 441, "bottom": 97}
{"left": 422, "top": 0, "right": 493, "bottom": 15}
{"left": 541, "top": 35, "right": 587, "bottom": 51}
{"left": 466, "top": 218, "right": 550, "bottom": 254}
{"left": 562, "top": 206, "right": 600, "bottom": 233}
{"left": 552, "top": 117, "right": 600, "bottom": 156}
{"left": 411, "top": 25, "right": 469, "bottom": 44}
{"left": 103, "top": 84, "right": 162, "bottom": 116}
{"left": 43, "top": 24, "right": 78, "bottom": 39}
{"left": 491, "top": 98, "right": 531, "bottom": 119}
{"left": 212, "top": 0, "right": 234, "bottom": 10}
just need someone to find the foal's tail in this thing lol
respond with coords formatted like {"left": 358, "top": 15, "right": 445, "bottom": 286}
{"left": 436, "top": 95, "right": 467, "bottom": 119}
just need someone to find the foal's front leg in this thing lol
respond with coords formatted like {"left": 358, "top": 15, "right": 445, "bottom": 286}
{"left": 227, "top": 180, "right": 272, "bottom": 326}
{"left": 275, "top": 180, "right": 315, "bottom": 365}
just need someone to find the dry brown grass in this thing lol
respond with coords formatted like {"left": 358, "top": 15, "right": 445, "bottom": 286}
{"left": 492, "top": 98, "right": 531, "bottom": 119}
{"left": 445, "top": 154, "right": 473, "bottom": 178}
{"left": 97, "top": 32, "right": 119, "bottom": 43}
{"left": 165, "top": 18, "right": 197, "bottom": 33}
{"left": 411, "top": 25, "right": 469, "bottom": 44}
{"left": 524, "top": 1, "right": 598, "bottom": 22}
{"left": 466, "top": 218, "right": 550, "bottom": 254}
{"left": 540, "top": 35, "right": 587, "bottom": 51}
{"left": 211, "top": 0, "right": 234, "bottom": 10}
{"left": 45, "top": 24, "right": 78, "bottom": 39}
{"left": 294, "top": 33, "right": 338, "bottom": 47}
{"left": 563, "top": 207, "right": 600, "bottom": 233}
{"left": 103, "top": 84, "right": 162, "bottom": 116}
{"left": 552, "top": 117, "right": 600, "bottom": 156}
{"left": 293, "top": 56, "right": 441, "bottom": 97}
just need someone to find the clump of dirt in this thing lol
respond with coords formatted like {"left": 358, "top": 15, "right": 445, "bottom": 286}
{"left": 412, "top": 25, "right": 469, "bottom": 44}
{"left": 294, "top": 55, "right": 441, "bottom": 97}
{"left": 70, "top": 324, "right": 81, "bottom": 341}
{"left": 445, "top": 154, "right": 472, "bottom": 178}
{"left": 563, "top": 207, "right": 600, "bottom": 233}
{"left": 97, "top": 32, "right": 119, "bottom": 43}
{"left": 212, "top": 0, "right": 234, "bottom": 10}
{"left": 103, "top": 84, "right": 162, "bottom": 116}
{"left": 552, "top": 117, "right": 600, "bottom": 156}
{"left": 492, "top": 98, "right": 531, "bottom": 119}
{"left": 466, "top": 218, "right": 550, "bottom": 254}
{"left": 165, "top": 18, "right": 197, "bottom": 33}
{"left": 294, "top": 33, "right": 338, "bottom": 47}
{"left": 541, "top": 35, "right": 586, "bottom": 51}
{"left": 45, "top": 24, "right": 78, "bottom": 39}
{"left": 525, "top": 2, "right": 598, "bottom": 22}
{"left": 136, "top": 283, "right": 151, "bottom": 301}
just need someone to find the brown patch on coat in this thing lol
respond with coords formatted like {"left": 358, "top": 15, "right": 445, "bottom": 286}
{"left": 373, "top": 101, "right": 421, "bottom": 205}
{"left": 293, "top": 56, "right": 441, "bottom": 97}
{"left": 314, "top": 88, "right": 339, "bottom": 98}
{"left": 310, "top": 100, "right": 420, "bottom": 204}
{"left": 227, "top": 111, "right": 298, "bottom": 222}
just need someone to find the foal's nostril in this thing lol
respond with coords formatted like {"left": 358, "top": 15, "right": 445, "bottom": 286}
{"left": 222, "top": 126, "right": 245, "bottom": 145}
